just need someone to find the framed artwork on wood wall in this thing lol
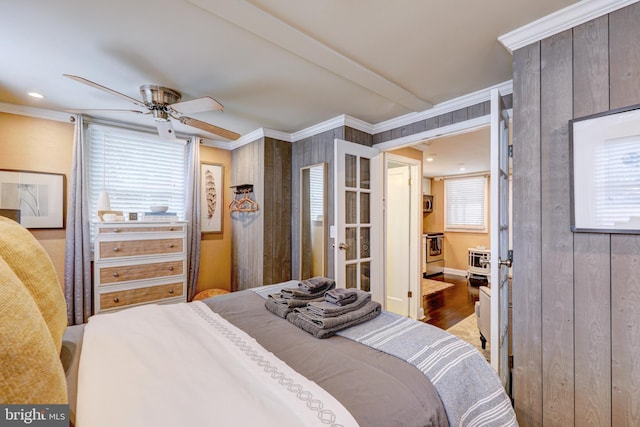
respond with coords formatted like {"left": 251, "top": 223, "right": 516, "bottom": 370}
{"left": 570, "top": 104, "right": 640, "bottom": 233}
{"left": 0, "top": 169, "right": 65, "bottom": 229}
{"left": 200, "top": 162, "right": 224, "bottom": 234}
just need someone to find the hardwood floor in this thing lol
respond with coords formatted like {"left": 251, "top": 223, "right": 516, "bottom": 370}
{"left": 422, "top": 273, "right": 487, "bottom": 330}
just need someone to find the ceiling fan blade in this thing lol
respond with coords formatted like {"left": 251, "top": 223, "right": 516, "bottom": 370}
{"left": 63, "top": 74, "right": 148, "bottom": 109}
{"left": 170, "top": 96, "right": 223, "bottom": 114}
{"left": 155, "top": 120, "right": 176, "bottom": 140}
{"left": 179, "top": 116, "right": 240, "bottom": 141}
{"left": 65, "top": 109, "right": 145, "bottom": 114}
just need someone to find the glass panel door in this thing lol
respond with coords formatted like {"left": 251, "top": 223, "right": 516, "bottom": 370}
{"left": 335, "top": 140, "right": 379, "bottom": 292}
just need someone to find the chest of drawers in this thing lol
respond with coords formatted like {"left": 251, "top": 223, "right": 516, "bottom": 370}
{"left": 93, "top": 221, "right": 188, "bottom": 314}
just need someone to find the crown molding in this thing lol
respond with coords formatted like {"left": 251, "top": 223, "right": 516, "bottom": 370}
{"left": 290, "top": 115, "right": 347, "bottom": 142}
{"left": 372, "top": 80, "right": 512, "bottom": 134}
{"left": 499, "top": 0, "right": 637, "bottom": 53}
{"left": 0, "top": 102, "right": 72, "bottom": 123}
{"left": 374, "top": 115, "right": 491, "bottom": 152}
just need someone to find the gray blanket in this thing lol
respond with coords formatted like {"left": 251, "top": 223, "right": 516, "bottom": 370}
{"left": 205, "top": 290, "right": 449, "bottom": 427}
{"left": 252, "top": 284, "right": 518, "bottom": 427}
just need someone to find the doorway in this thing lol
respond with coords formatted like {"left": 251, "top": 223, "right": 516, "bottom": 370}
{"left": 383, "top": 153, "right": 421, "bottom": 319}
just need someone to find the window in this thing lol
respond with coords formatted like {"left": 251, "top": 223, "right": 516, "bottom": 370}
{"left": 86, "top": 124, "right": 187, "bottom": 223}
{"left": 444, "top": 176, "right": 487, "bottom": 232}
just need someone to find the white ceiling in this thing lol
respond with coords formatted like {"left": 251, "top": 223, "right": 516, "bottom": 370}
{"left": 1, "top": 0, "right": 579, "bottom": 161}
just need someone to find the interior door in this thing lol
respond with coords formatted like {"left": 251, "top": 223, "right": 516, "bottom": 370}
{"left": 385, "top": 162, "right": 411, "bottom": 316}
{"left": 334, "top": 139, "right": 380, "bottom": 295}
{"left": 490, "top": 88, "right": 512, "bottom": 390}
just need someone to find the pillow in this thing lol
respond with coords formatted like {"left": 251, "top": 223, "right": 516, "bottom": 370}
{"left": 0, "top": 257, "right": 67, "bottom": 403}
{"left": 0, "top": 216, "right": 67, "bottom": 352}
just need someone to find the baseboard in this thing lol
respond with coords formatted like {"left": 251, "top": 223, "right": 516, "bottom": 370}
{"left": 444, "top": 267, "right": 467, "bottom": 277}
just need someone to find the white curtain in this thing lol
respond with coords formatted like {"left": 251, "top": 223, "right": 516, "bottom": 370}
{"left": 185, "top": 137, "right": 201, "bottom": 300}
{"left": 64, "top": 115, "right": 92, "bottom": 324}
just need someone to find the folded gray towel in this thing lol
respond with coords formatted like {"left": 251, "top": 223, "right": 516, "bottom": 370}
{"left": 265, "top": 299, "right": 293, "bottom": 319}
{"left": 281, "top": 279, "right": 335, "bottom": 299}
{"left": 288, "top": 301, "right": 382, "bottom": 339}
{"left": 325, "top": 288, "right": 358, "bottom": 306}
{"left": 294, "top": 300, "right": 381, "bottom": 329}
{"left": 298, "top": 277, "right": 336, "bottom": 292}
{"left": 306, "top": 290, "right": 371, "bottom": 317}
{"left": 269, "top": 292, "right": 324, "bottom": 308}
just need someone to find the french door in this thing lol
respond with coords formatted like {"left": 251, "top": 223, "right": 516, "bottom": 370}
{"left": 334, "top": 139, "right": 381, "bottom": 297}
{"left": 490, "top": 88, "right": 512, "bottom": 391}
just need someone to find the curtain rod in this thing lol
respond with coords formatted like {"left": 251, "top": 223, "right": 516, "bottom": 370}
{"left": 432, "top": 171, "right": 490, "bottom": 181}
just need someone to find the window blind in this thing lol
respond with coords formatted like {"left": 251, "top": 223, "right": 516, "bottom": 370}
{"left": 87, "top": 124, "right": 187, "bottom": 222}
{"left": 309, "top": 166, "right": 324, "bottom": 221}
{"left": 444, "top": 176, "right": 487, "bottom": 231}
{"left": 594, "top": 135, "right": 640, "bottom": 226}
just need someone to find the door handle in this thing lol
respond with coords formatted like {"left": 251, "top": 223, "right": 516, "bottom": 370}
{"left": 499, "top": 257, "right": 512, "bottom": 268}
{"left": 338, "top": 242, "right": 349, "bottom": 251}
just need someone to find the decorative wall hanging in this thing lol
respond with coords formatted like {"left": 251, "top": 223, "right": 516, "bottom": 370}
{"left": 570, "top": 104, "right": 640, "bottom": 233}
{"left": 0, "top": 169, "right": 65, "bottom": 229}
{"left": 200, "top": 162, "right": 224, "bottom": 234}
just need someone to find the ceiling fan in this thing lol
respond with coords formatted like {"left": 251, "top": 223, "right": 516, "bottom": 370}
{"left": 63, "top": 74, "right": 240, "bottom": 141}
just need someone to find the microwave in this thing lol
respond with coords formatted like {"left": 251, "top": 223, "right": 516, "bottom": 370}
{"left": 423, "top": 194, "right": 433, "bottom": 213}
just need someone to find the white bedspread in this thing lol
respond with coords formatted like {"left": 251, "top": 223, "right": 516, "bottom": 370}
{"left": 76, "top": 302, "right": 358, "bottom": 427}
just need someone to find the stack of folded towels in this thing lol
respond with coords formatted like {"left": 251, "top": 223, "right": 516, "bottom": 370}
{"left": 265, "top": 276, "right": 336, "bottom": 319}
{"left": 287, "top": 287, "right": 381, "bottom": 339}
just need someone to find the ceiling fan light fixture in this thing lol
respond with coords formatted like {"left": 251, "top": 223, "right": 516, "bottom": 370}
{"left": 140, "top": 85, "right": 181, "bottom": 106}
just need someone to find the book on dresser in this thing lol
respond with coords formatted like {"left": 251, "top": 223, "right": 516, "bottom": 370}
{"left": 93, "top": 221, "right": 188, "bottom": 314}
{"left": 142, "top": 212, "right": 180, "bottom": 222}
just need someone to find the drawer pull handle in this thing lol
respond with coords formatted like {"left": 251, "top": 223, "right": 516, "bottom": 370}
{"left": 113, "top": 297, "right": 120, "bottom": 303}
{"left": 168, "top": 266, "right": 174, "bottom": 271}
{"left": 113, "top": 247, "right": 119, "bottom": 252}
{"left": 113, "top": 272, "right": 119, "bottom": 278}
{"left": 169, "top": 227, "right": 174, "bottom": 231}
{"left": 168, "top": 289, "right": 174, "bottom": 294}
{"left": 113, "top": 228, "right": 120, "bottom": 233}
{"left": 169, "top": 244, "right": 175, "bottom": 248}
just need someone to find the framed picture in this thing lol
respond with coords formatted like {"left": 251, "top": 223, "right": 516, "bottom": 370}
{"left": 200, "top": 162, "right": 223, "bottom": 234}
{"left": 570, "top": 104, "right": 640, "bottom": 233}
{"left": 0, "top": 169, "right": 65, "bottom": 229}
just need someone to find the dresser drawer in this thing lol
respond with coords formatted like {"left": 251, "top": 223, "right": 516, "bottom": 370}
{"left": 97, "top": 224, "right": 185, "bottom": 234}
{"left": 98, "top": 238, "right": 183, "bottom": 259}
{"left": 98, "top": 260, "right": 184, "bottom": 285}
{"left": 100, "top": 282, "right": 184, "bottom": 310}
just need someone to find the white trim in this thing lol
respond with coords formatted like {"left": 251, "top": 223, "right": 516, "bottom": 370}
{"left": 499, "top": 0, "right": 637, "bottom": 53}
{"left": 443, "top": 267, "right": 468, "bottom": 277}
{"left": 291, "top": 115, "right": 350, "bottom": 141}
{"left": 0, "top": 102, "right": 72, "bottom": 123}
{"left": 1, "top": 79, "right": 511, "bottom": 152}
{"left": 372, "top": 81, "right": 512, "bottom": 134}
{"left": 375, "top": 115, "right": 491, "bottom": 152}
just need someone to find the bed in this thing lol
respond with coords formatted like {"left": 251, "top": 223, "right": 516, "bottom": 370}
{"left": 0, "top": 216, "right": 517, "bottom": 426}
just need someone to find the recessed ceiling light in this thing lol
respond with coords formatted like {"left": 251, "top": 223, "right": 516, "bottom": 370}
{"left": 28, "top": 92, "right": 44, "bottom": 99}
{"left": 459, "top": 167, "right": 466, "bottom": 171}
{"left": 426, "top": 157, "right": 434, "bottom": 162}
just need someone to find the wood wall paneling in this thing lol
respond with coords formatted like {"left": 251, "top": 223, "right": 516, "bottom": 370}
{"left": 512, "top": 41, "right": 543, "bottom": 426}
{"left": 231, "top": 139, "right": 264, "bottom": 290}
{"left": 512, "top": 4, "right": 640, "bottom": 425}
{"left": 572, "top": 15, "right": 612, "bottom": 427}
{"left": 609, "top": 4, "right": 640, "bottom": 426}
{"left": 540, "top": 29, "right": 575, "bottom": 426}
{"left": 611, "top": 236, "right": 640, "bottom": 427}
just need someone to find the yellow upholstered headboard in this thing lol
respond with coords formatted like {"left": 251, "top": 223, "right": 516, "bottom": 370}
{"left": 0, "top": 217, "right": 68, "bottom": 404}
